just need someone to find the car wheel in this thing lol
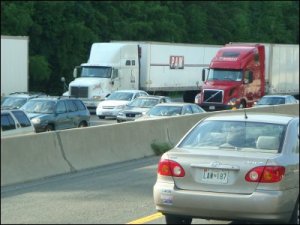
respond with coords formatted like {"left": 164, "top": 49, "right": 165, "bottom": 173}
{"left": 78, "top": 121, "right": 87, "bottom": 127}
{"left": 165, "top": 214, "right": 192, "bottom": 224}
{"left": 45, "top": 124, "right": 54, "bottom": 132}
{"left": 98, "top": 116, "right": 105, "bottom": 119}
{"left": 289, "top": 198, "right": 299, "bottom": 224}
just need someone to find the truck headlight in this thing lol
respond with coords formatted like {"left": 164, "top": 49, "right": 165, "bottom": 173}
{"left": 194, "top": 93, "right": 202, "bottom": 103}
{"left": 227, "top": 98, "right": 237, "bottom": 106}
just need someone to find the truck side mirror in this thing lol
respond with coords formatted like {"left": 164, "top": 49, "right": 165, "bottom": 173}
{"left": 112, "top": 69, "right": 118, "bottom": 79}
{"left": 202, "top": 69, "right": 206, "bottom": 81}
{"left": 248, "top": 72, "right": 253, "bottom": 83}
{"left": 73, "top": 68, "right": 77, "bottom": 78}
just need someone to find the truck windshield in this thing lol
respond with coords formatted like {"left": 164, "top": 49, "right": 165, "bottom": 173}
{"left": 80, "top": 66, "right": 112, "bottom": 78}
{"left": 207, "top": 69, "right": 242, "bottom": 82}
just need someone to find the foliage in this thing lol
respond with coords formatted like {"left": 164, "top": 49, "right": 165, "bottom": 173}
{"left": 151, "top": 140, "right": 174, "bottom": 156}
{"left": 1, "top": 1, "right": 299, "bottom": 95}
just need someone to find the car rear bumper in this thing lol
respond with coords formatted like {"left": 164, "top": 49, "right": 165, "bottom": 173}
{"left": 153, "top": 181, "right": 297, "bottom": 223}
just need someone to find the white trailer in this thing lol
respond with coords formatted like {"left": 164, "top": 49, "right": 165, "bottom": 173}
{"left": 264, "top": 43, "right": 299, "bottom": 96}
{"left": 1, "top": 35, "right": 29, "bottom": 97}
{"left": 65, "top": 41, "right": 221, "bottom": 112}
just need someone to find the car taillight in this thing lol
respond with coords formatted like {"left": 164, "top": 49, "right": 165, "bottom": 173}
{"left": 245, "top": 166, "right": 285, "bottom": 183}
{"left": 157, "top": 159, "right": 185, "bottom": 177}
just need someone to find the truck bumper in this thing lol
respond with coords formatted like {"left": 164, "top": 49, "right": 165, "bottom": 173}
{"left": 199, "top": 103, "right": 236, "bottom": 111}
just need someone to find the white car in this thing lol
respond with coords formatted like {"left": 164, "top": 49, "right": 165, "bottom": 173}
{"left": 1, "top": 109, "right": 35, "bottom": 137}
{"left": 96, "top": 90, "right": 148, "bottom": 119}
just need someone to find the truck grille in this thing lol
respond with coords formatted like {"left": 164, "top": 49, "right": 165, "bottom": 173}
{"left": 203, "top": 90, "right": 223, "bottom": 103}
{"left": 70, "top": 87, "right": 88, "bottom": 98}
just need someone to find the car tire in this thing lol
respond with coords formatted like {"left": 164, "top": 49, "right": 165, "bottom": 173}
{"left": 78, "top": 121, "right": 87, "bottom": 127}
{"left": 165, "top": 214, "right": 192, "bottom": 224}
{"left": 98, "top": 116, "right": 105, "bottom": 119}
{"left": 289, "top": 198, "right": 299, "bottom": 224}
{"left": 45, "top": 124, "right": 54, "bottom": 132}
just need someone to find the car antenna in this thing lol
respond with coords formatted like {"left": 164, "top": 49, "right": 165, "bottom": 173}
{"left": 244, "top": 109, "right": 248, "bottom": 119}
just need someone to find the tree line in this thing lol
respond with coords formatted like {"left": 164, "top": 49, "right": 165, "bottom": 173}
{"left": 1, "top": 1, "right": 299, "bottom": 95}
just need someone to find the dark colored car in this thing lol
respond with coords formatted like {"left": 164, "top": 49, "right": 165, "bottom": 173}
{"left": 116, "top": 95, "right": 172, "bottom": 123}
{"left": 20, "top": 97, "right": 90, "bottom": 132}
{"left": 1, "top": 92, "right": 47, "bottom": 110}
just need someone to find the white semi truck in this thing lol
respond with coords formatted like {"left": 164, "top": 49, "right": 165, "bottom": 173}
{"left": 1, "top": 35, "right": 29, "bottom": 97}
{"left": 63, "top": 41, "right": 222, "bottom": 112}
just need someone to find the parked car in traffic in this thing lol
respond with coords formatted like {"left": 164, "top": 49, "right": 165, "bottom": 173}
{"left": 254, "top": 94, "right": 298, "bottom": 107}
{"left": 116, "top": 95, "right": 172, "bottom": 123}
{"left": 96, "top": 90, "right": 149, "bottom": 119}
{"left": 1, "top": 109, "right": 35, "bottom": 137}
{"left": 153, "top": 112, "right": 299, "bottom": 224}
{"left": 1, "top": 92, "right": 47, "bottom": 110}
{"left": 137, "top": 102, "right": 206, "bottom": 120}
{"left": 20, "top": 96, "right": 90, "bottom": 132}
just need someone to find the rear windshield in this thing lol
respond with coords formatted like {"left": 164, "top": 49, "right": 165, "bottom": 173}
{"left": 178, "top": 120, "right": 286, "bottom": 153}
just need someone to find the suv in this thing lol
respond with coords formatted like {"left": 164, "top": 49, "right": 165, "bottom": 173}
{"left": 1, "top": 92, "right": 47, "bottom": 110}
{"left": 20, "top": 97, "right": 90, "bottom": 132}
{"left": 1, "top": 109, "right": 35, "bottom": 137}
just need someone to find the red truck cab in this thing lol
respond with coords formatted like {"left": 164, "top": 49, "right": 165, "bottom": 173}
{"left": 195, "top": 43, "right": 265, "bottom": 111}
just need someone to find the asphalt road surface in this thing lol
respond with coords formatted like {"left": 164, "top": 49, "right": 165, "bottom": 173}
{"left": 1, "top": 156, "right": 231, "bottom": 224}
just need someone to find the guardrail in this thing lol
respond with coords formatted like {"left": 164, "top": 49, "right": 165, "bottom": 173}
{"left": 1, "top": 104, "right": 299, "bottom": 186}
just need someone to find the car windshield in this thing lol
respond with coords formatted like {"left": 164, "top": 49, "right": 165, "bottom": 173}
{"left": 107, "top": 92, "right": 134, "bottom": 101}
{"left": 128, "top": 98, "right": 159, "bottom": 108}
{"left": 1, "top": 97, "right": 27, "bottom": 108}
{"left": 21, "top": 100, "right": 55, "bottom": 114}
{"left": 178, "top": 120, "right": 285, "bottom": 153}
{"left": 147, "top": 105, "right": 182, "bottom": 116}
{"left": 258, "top": 97, "right": 285, "bottom": 105}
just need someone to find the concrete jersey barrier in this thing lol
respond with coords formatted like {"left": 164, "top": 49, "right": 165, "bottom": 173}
{"left": 1, "top": 104, "right": 299, "bottom": 186}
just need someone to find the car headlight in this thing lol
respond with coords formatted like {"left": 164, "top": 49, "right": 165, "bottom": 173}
{"left": 118, "top": 112, "right": 124, "bottom": 116}
{"left": 31, "top": 118, "right": 41, "bottom": 124}
{"left": 116, "top": 105, "right": 125, "bottom": 110}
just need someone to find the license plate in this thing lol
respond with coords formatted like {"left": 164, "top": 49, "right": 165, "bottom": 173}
{"left": 202, "top": 169, "right": 228, "bottom": 184}
{"left": 209, "top": 106, "right": 215, "bottom": 110}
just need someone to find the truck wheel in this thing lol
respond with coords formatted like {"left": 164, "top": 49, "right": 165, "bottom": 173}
{"left": 238, "top": 101, "right": 246, "bottom": 109}
{"left": 165, "top": 214, "right": 192, "bottom": 224}
{"left": 98, "top": 116, "right": 105, "bottom": 119}
{"left": 45, "top": 124, "right": 54, "bottom": 132}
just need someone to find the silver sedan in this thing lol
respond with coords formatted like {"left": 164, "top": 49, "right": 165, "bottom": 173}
{"left": 153, "top": 112, "right": 299, "bottom": 224}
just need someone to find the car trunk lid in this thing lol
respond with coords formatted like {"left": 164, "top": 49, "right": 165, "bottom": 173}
{"left": 166, "top": 148, "right": 273, "bottom": 194}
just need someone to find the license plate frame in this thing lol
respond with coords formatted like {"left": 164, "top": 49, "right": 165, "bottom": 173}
{"left": 202, "top": 168, "right": 228, "bottom": 184}
{"left": 209, "top": 106, "right": 215, "bottom": 110}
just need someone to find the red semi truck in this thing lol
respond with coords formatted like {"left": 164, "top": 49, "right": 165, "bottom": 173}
{"left": 195, "top": 42, "right": 299, "bottom": 111}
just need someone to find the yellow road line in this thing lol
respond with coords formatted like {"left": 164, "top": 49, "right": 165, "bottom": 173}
{"left": 126, "top": 212, "right": 163, "bottom": 224}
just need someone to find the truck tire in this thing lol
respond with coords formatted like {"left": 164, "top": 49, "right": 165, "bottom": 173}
{"left": 165, "top": 214, "right": 192, "bottom": 224}
{"left": 238, "top": 100, "right": 246, "bottom": 109}
{"left": 183, "top": 91, "right": 198, "bottom": 103}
